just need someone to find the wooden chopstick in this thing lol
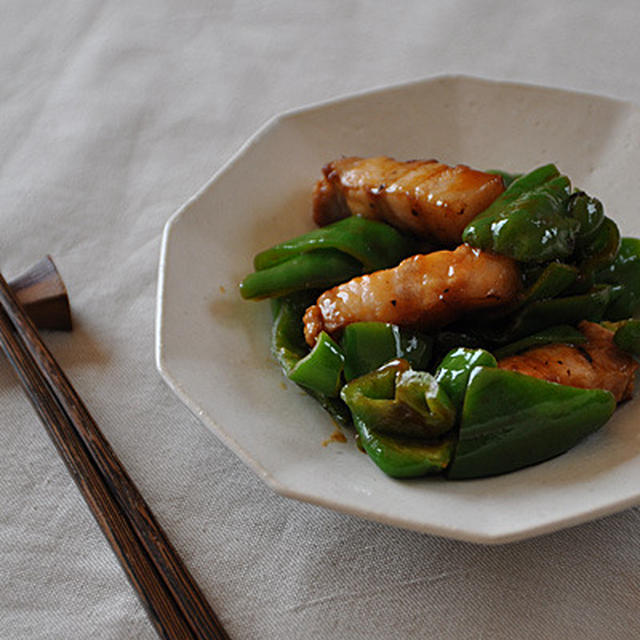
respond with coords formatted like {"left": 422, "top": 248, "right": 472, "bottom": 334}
{"left": 0, "top": 305, "right": 197, "bottom": 638}
{"left": 0, "top": 272, "right": 230, "bottom": 640}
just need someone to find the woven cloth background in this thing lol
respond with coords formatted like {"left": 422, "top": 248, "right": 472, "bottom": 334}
{"left": 2, "top": 2, "right": 640, "bottom": 638}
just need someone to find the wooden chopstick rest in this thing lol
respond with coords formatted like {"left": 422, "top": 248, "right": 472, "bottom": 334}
{"left": 8, "top": 256, "right": 72, "bottom": 331}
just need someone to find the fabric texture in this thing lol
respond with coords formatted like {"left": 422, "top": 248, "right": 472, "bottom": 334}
{"left": 2, "top": 1, "right": 640, "bottom": 638}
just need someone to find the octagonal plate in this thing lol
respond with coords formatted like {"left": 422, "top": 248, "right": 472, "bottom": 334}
{"left": 156, "top": 75, "right": 640, "bottom": 544}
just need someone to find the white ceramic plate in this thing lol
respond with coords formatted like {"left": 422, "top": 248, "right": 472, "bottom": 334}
{"left": 156, "top": 76, "right": 640, "bottom": 544}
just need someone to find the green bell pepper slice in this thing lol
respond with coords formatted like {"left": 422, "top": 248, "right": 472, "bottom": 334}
{"left": 520, "top": 262, "right": 579, "bottom": 305}
{"left": 480, "top": 164, "right": 560, "bottom": 207}
{"left": 568, "top": 191, "right": 605, "bottom": 247}
{"left": 462, "top": 164, "right": 578, "bottom": 263}
{"left": 614, "top": 320, "right": 640, "bottom": 356}
{"left": 596, "top": 237, "right": 640, "bottom": 319}
{"left": 353, "top": 419, "right": 455, "bottom": 478}
{"left": 465, "top": 284, "right": 615, "bottom": 347}
{"left": 341, "top": 359, "right": 456, "bottom": 477}
{"left": 240, "top": 249, "right": 362, "bottom": 300}
{"left": 498, "top": 284, "right": 615, "bottom": 342}
{"left": 447, "top": 367, "right": 616, "bottom": 479}
{"left": 602, "top": 319, "right": 640, "bottom": 357}
{"left": 271, "top": 292, "right": 352, "bottom": 426}
{"left": 288, "top": 331, "right": 345, "bottom": 397}
{"left": 434, "top": 348, "right": 497, "bottom": 410}
{"left": 341, "top": 322, "right": 433, "bottom": 381}
{"left": 341, "top": 323, "right": 396, "bottom": 381}
{"left": 575, "top": 217, "right": 621, "bottom": 284}
{"left": 396, "top": 328, "right": 434, "bottom": 372}
{"left": 493, "top": 325, "right": 586, "bottom": 359}
{"left": 270, "top": 292, "right": 315, "bottom": 373}
{"left": 341, "top": 359, "right": 456, "bottom": 440}
{"left": 241, "top": 217, "right": 417, "bottom": 300}
{"left": 253, "top": 216, "right": 415, "bottom": 271}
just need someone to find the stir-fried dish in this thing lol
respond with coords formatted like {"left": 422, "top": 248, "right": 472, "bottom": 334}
{"left": 240, "top": 157, "right": 640, "bottom": 479}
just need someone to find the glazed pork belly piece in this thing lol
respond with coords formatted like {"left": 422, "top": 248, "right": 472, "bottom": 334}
{"left": 303, "top": 243, "right": 521, "bottom": 346}
{"left": 312, "top": 156, "right": 505, "bottom": 245}
{"left": 499, "top": 321, "right": 638, "bottom": 402}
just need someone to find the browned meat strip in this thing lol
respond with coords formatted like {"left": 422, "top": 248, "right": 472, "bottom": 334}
{"left": 312, "top": 156, "right": 505, "bottom": 245}
{"left": 498, "top": 321, "right": 638, "bottom": 402}
{"left": 303, "top": 244, "right": 521, "bottom": 346}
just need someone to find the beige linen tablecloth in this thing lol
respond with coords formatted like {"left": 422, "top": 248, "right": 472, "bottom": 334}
{"left": 2, "top": 2, "right": 640, "bottom": 638}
